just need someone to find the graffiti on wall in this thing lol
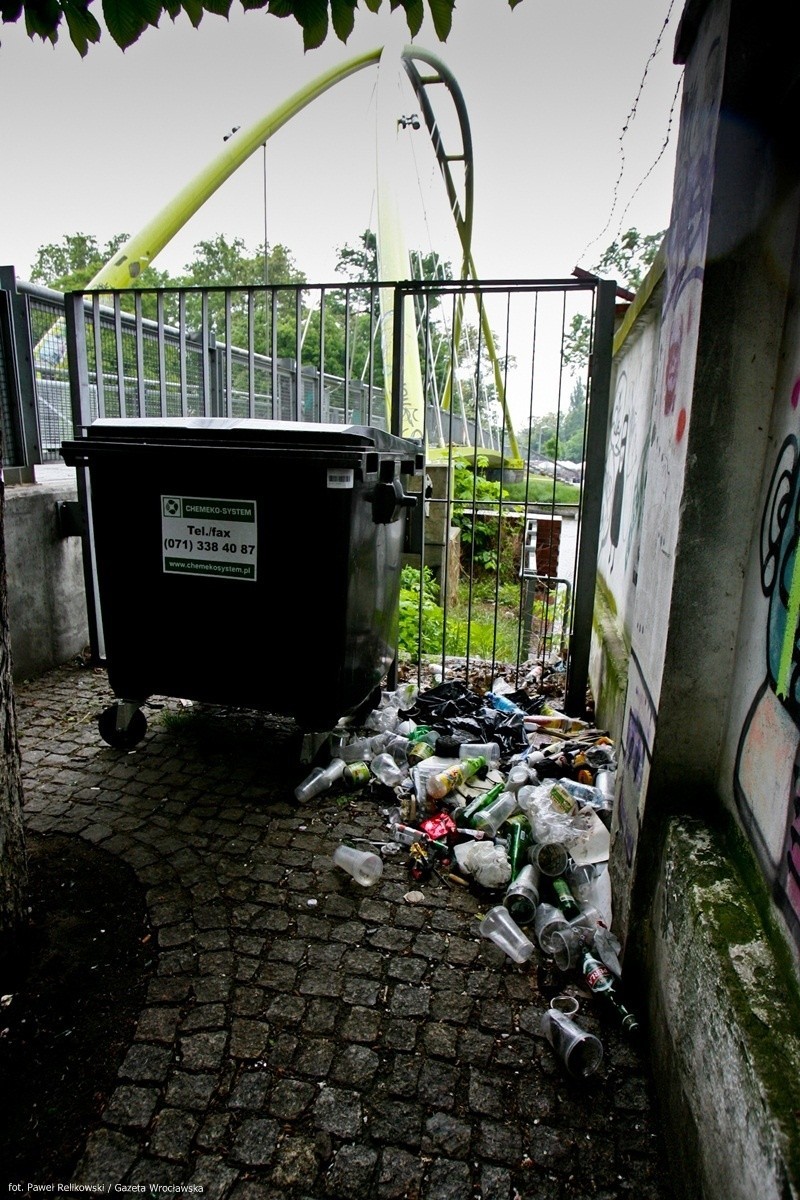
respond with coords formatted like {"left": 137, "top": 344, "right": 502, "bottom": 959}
{"left": 734, "top": 428, "right": 800, "bottom": 944}
{"left": 613, "top": 650, "right": 658, "bottom": 868}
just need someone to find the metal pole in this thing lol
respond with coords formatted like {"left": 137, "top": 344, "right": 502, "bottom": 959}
{"left": 564, "top": 279, "right": 616, "bottom": 717}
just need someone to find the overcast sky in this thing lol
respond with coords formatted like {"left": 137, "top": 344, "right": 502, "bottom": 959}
{"left": 0, "top": 0, "right": 683, "bottom": 285}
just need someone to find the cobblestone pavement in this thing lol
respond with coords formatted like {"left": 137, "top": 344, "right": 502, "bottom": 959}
{"left": 16, "top": 664, "right": 670, "bottom": 1200}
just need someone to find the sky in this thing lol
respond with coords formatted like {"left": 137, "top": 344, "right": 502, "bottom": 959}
{"left": 0, "top": 0, "right": 684, "bottom": 424}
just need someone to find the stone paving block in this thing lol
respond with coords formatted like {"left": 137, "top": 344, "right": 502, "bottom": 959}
{"left": 15, "top": 668, "right": 670, "bottom": 1200}
{"left": 102, "top": 1084, "right": 159, "bottom": 1128}
{"left": 230, "top": 1115, "right": 280, "bottom": 1166}
{"left": 313, "top": 1086, "right": 363, "bottom": 1138}
{"left": 148, "top": 1107, "right": 201, "bottom": 1160}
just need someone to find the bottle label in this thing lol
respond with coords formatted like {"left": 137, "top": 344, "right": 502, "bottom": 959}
{"left": 583, "top": 957, "right": 613, "bottom": 993}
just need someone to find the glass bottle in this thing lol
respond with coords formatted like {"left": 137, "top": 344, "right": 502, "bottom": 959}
{"left": 580, "top": 947, "right": 640, "bottom": 1035}
{"left": 455, "top": 782, "right": 505, "bottom": 827}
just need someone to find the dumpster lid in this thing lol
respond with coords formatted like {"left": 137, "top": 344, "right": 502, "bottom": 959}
{"left": 80, "top": 417, "right": 420, "bottom": 457}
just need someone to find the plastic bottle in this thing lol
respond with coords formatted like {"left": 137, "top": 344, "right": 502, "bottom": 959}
{"left": 426, "top": 755, "right": 487, "bottom": 801}
{"left": 471, "top": 791, "right": 519, "bottom": 836}
{"left": 370, "top": 753, "right": 405, "bottom": 788}
{"left": 486, "top": 691, "right": 526, "bottom": 715}
{"left": 294, "top": 757, "right": 346, "bottom": 802}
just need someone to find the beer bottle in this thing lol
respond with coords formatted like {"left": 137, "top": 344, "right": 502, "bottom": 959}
{"left": 506, "top": 815, "right": 534, "bottom": 878}
{"left": 455, "top": 783, "right": 505, "bottom": 827}
{"left": 580, "top": 947, "right": 639, "bottom": 1035}
{"left": 551, "top": 876, "right": 581, "bottom": 918}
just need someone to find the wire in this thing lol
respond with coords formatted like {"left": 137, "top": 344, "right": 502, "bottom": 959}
{"left": 614, "top": 73, "right": 683, "bottom": 236}
{"left": 577, "top": 0, "right": 679, "bottom": 267}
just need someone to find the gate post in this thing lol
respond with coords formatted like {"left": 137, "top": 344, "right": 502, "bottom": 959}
{"left": 565, "top": 278, "right": 616, "bottom": 716}
{"left": 0, "top": 266, "right": 41, "bottom": 478}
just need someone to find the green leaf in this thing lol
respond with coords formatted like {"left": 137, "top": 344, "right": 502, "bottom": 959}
{"left": 239, "top": 0, "right": 267, "bottom": 9}
{"left": 295, "top": 0, "right": 327, "bottom": 49}
{"left": 508, "top": 0, "right": 525, "bottom": 7}
{"left": 201, "top": 0, "right": 231, "bottom": 16}
{"left": 330, "top": 0, "right": 355, "bottom": 40}
{"left": 427, "top": 0, "right": 452, "bottom": 39}
{"left": 23, "top": 0, "right": 61, "bottom": 41}
{"left": 390, "top": 0, "right": 421, "bottom": 36}
{"left": 102, "top": 0, "right": 160, "bottom": 45}
{"left": 62, "top": 0, "right": 100, "bottom": 53}
{"left": 362, "top": 0, "right": 381, "bottom": 10}
{"left": 266, "top": 0, "right": 294, "bottom": 15}
{"left": 181, "top": 0, "right": 204, "bottom": 26}
{"left": 0, "top": 0, "right": 24, "bottom": 21}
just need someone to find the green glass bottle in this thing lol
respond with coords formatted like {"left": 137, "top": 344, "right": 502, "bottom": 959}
{"left": 506, "top": 815, "right": 533, "bottom": 878}
{"left": 580, "top": 947, "right": 640, "bottom": 1035}
{"left": 454, "top": 782, "right": 504, "bottom": 827}
{"left": 551, "top": 876, "right": 581, "bottom": 918}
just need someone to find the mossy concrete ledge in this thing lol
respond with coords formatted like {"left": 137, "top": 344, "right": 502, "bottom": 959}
{"left": 646, "top": 816, "right": 800, "bottom": 1200}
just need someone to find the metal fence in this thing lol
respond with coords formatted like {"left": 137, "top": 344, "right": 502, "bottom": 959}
{"left": 1, "top": 270, "right": 614, "bottom": 716}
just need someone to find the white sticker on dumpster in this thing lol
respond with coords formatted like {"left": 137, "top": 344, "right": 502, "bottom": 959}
{"left": 327, "top": 467, "right": 354, "bottom": 489}
{"left": 161, "top": 496, "right": 257, "bottom": 581}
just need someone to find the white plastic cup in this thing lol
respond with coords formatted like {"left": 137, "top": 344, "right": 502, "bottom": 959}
{"left": 459, "top": 741, "right": 501, "bottom": 764}
{"left": 540, "top": 1009, "right": 603, "bottom": 1077}
{"left": 534, "top": 902, "right": 570, "bottom": 955}
{"left": 551, "top": 925, "right": 591, "bottom": 971}
{"left": 332, "top": 844, "right": 383, "bottom": 887}
{"left": 479, "top": 905, "right": 535, "bottom": 963}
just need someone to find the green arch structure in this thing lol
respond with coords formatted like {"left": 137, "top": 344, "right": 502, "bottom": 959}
{"left": 85, "top": 44, "right": 519, "bottom": 459}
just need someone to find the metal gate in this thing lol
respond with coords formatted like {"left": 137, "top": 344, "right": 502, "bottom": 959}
{"left": 28, "top": 273, "right": 613, "bottom": 718}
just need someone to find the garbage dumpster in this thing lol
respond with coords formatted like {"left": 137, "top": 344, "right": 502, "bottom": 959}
{"left": 61, "top": 417, "right": 422, "bottom": 747}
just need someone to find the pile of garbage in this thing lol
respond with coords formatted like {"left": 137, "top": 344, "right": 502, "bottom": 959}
{"left": 295, "top": 678, "right": 636, "bottom": 1078}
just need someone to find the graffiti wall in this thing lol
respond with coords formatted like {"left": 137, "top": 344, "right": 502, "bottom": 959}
{"left": 602, "top": 9, "right": 726, "bottom": 925}
{"left": 720, "top": 334, "right": 800, "bottom": 947}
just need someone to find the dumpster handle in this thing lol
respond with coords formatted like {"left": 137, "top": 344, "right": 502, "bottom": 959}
{"left": 369, "top": 479, "right": 417, "bottom": 524}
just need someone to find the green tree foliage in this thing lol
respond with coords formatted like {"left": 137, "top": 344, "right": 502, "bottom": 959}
{"left": 542, "top": 379, "right": 586, "bottom": 463}
{"left": 30, "top": 232, "right": 170, "bottom": 292}
{"left": 563, "top": 226, "right": 664, "bottom": 375}
{"left": 2, "top": 0, "right": 525, "bottom": 57}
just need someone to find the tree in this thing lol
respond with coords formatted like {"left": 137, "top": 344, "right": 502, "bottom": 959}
{"left": 2, "top": 0, "right": 525, "bottom": 58}
{"left": 563, "top": 226, "right": 664, "bottom": 374}
{"left": 31, "top": 232, "right": 171, "bottom": 293}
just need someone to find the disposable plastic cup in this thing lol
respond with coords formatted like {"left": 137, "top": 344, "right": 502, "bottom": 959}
{"left": 529, "top": 841, "right": 570, "bottom": 877}
{"left": 503, "top": 863, "right": 540, "bottom": 926}
{"left": 549, "top": 993, "right": 580, "bottom": 1017}
{"left": 534, "top": 902, "right": 570, "bottom": 955}
{"left": 332, "top": 844, "right": 383, "bottom": 887}
{"left": 551, "top": 925, "right": 591, "bottom": 971}
{"left": 540, "top": 1009, "right": 603, "bottom": 1077}
{"left": 479, "top": 905, "right": 535, "bottom": 963}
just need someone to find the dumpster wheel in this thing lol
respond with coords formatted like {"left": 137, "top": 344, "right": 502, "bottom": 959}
{"left": 98, "top": 704, "right": 147, "bottom": 749}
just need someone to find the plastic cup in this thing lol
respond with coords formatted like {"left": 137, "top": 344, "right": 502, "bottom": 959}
{"left": 529, "top": 840, "right": 570, "bottom": 877}
{"left": 332, "top": 844, "right": 383, "bottom": 887}
{"left": 479, "top": 905, "right": 535, "bottom": 963}
{"left": 551, "top": 925, "right": 592, "bottom": 971}
{"left": 503, "top": 863, "right": 540, "bottom": 926}
{"left": 549, "top": 993, "right": 580, "bottom": 1017}
{"left": 540, "top": 1009, "right": 603, "bottom": 1077}
{"left": 533, "top": 902, "right": 570, "bottom": 955}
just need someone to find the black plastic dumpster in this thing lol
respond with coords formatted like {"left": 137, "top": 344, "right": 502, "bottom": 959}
{"left": 62, "top": 417, "right": 422, "bottom": 747}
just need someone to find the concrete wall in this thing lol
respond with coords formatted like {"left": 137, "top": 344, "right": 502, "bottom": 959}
{"left": 5, "top": 479, "right": 88, "bottom": 682}
{"left": 589, "top": 0, "right": 800, "bottom": 1195}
